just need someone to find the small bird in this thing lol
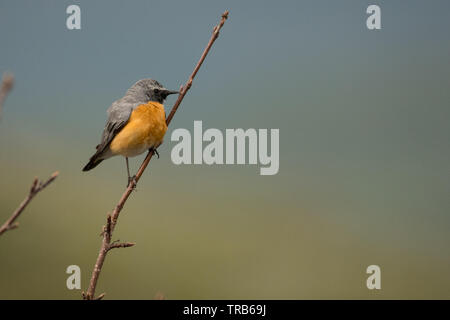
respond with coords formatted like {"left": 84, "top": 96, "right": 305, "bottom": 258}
{"left": 82, "top": 79, "right": 178, "bottom": 185}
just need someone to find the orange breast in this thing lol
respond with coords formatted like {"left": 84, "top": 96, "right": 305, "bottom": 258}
{"left": 110, "top": 101, "right": 167, "bottom": 157}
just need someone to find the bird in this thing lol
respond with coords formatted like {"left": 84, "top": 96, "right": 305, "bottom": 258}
{"left": 82, "top": 79, "right": 178, "bottom": 185}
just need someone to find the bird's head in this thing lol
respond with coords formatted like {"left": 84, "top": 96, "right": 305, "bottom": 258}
{"left": 130, "top": 79, "right": 178, "bottom": 104}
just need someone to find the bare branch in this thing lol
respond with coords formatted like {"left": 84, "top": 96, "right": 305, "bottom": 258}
{"left": 95, "top": 293, "right": 105, "bottom": 300}
{"left": 108, "top": 241, "right": 135, "bottom": 251}
{"left": 83, "top": 10, "right": 229, "bottom": 300}
{"left": 0, "top": 73, "right": 14, "bottom": 120}
{"left": 0, "top": 75, "right": 60, "bottom": 237}
{"left": 0, "top": 171, "right": 59, "bottom": 236}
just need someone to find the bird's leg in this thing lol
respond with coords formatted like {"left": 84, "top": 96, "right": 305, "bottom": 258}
{"left": 126, "top": 157, "right": 131, "bottom": 182}
{"left": 125, "top": 157, "right": 137, "bottom": 188}
{"left": 150, "top": 147, "right": 160, "bottom": 159}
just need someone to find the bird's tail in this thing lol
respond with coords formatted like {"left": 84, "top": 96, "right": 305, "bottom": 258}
{"left": 82, "top": 155, "right": 104, "bottom": 172}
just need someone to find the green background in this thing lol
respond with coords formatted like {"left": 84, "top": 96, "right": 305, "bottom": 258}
{"left": 0, "top": 0, "right": 449, "bottom": 299}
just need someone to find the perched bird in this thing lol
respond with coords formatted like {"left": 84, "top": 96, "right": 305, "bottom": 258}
{"left": 82, "top": 79, "right": 178, "bottom": 185}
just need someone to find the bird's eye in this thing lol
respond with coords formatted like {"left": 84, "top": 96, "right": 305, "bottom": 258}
{"left": 153, "top": 89, "right": 160, "bottom": 94}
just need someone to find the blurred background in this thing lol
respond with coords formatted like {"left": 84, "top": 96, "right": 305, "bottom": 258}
{"left": 0, "top": 0, "right": 449, "bottom": 299}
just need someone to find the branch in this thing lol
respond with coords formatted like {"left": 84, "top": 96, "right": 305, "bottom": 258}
{"left": 83, "top": 10, "right": 229, "bottom": 300}
{"left": 0, "top": 171, "right": 59, "bottom": 236}
{"left": 108, "top": 241, "right": 135, "bottom": 251}
{"left": 0, "top": 74, "right": 59, "bottom": 237}
{"left": 0, "top": 73, "right": 14, "bottom": 120}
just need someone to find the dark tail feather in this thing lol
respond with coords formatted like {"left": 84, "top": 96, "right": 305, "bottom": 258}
{"left": 82, "top": 156, "right": 104, "bottom": 172}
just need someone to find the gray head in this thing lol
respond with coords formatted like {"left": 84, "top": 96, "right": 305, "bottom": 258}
{"left": 127, "top": 79, "right": 178, "bottom": 104}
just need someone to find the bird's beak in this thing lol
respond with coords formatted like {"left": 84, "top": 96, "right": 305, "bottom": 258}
{"left": 164, "top": 89, "right": 179, "bottom": 96}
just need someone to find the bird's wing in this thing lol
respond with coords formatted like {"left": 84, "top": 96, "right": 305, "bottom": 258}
{"left": 95, "top": 99, "right": 134, "bottom": 155}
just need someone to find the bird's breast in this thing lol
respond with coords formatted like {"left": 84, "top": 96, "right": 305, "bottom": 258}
{"left": 110, "top": 101, "right": 167, "bottom": 157}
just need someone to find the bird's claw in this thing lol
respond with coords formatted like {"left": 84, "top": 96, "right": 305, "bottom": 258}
{"left": 151, "top": 148, "right": 160, "bottom": 159}
{"left": 127, "top": 175, "right": 137, "bottom": 190}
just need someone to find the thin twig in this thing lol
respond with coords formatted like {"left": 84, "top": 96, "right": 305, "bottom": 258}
{"left": 0, "top": 75, "right": 59, "bottom": 236}
{"left": 108, "top": 241, "right": 135, "bottom": 251}
{"left": 0, "top": 73, "right": 14, "bottom": 120}
{"left": 0, "top": 171, "right": 59, "bottom": 236}
{"left": 83, "top": 10, "right": 229, "bottom": 300}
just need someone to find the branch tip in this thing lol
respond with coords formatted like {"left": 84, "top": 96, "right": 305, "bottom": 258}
{"left": 0, "top": 172, "right": 59, "bottom": 236}
{"left": 108, "top": 241, "right": 136, "bottom": 251}
{"left": 1, "top": 73, "right": 14, "bottom": 91}
{"left": 0, "top": 72, "right": 14, "bottom": 119}
{"left": 95, "top": 293, "right": 106, "bottom": 300}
